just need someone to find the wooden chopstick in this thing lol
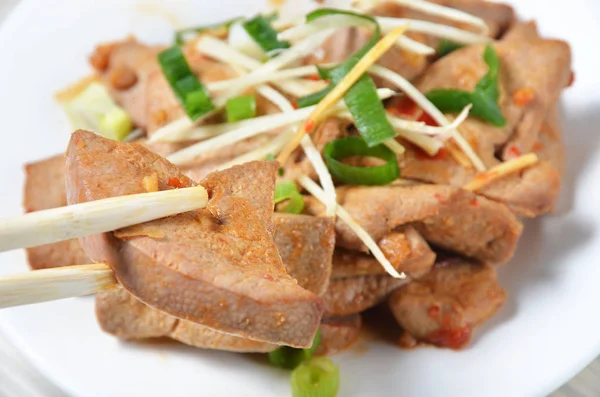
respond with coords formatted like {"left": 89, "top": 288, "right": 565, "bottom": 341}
{"left": 0, "top": 186, "right": 208, "bottom": 253}
{"left": 0, "top": 264, "right": 118, "bottom": 309}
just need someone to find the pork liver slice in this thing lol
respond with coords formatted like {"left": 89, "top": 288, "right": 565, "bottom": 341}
{"left": 389, "top": 257, "right": 507, "bottom": 349}
{"left": 23, "top": 155, "right": 90, "bottom": 270}
{"left": 66, "top": 130, "right": 322, "bottom": 348}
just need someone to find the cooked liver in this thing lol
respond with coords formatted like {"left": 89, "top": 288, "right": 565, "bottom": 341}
{"left": 315, "top": 314, "right": 362, "bottom": 356}
{"left": 305, "top": 184, "right": 522, "bottom": 265}
{"left": 23, "top": 155, "right": 90, "bottom": 270}
{"left": 273, "top": 214, "right": 335, "bottom": 296}
{"left": 65, "top": 130, "right": 322, "bottom": 348}
{"left": 322, "top": 274, "right": 407, "bottom": 317}
{"left": 398, "top": 22, "right": 570, "bottom": 216}
{"left": 331, "top": 226, "right": 435, "bottom": 279}
{"left": 89, "top": 39, "right": 163, "bottom": 128}
{"left": 388, "top": 257, "right": 506, "bottom": 349}
{"left": 96, "top": 212, "right": 334, "bottom": 351}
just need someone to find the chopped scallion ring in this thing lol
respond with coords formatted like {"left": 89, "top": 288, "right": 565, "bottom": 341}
{"left": 175, "top": 17, "right": 242, "bottom": 45}
{"left": 243, "top": 15, "right": 290, "bottom": 54}
{"left": 226, "top": 94, "right": 257, "bottom": 122}
{"left": 158, "top": 46, "right": 215, "bottom": 121}
{"left": 290, "top": 357, "right": 340, "bottom": 397}
{"left": 324, "top": 136, "right": 400, "bottom": 185}
{"left": 274, "top": 181, "right": 305, "bottom": 214}
{"left": 60, "top": 82, "right": 132, "bottom": 141}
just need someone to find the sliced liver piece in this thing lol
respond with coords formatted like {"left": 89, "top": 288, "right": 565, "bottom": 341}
{"left": 315, "top": 314, "right": 362, "bottom": 357}
{"left": 96, "top": 214, "right": 333, "bottom": 351}
{"left": 388, "top": 257, "right": 506, "bottom": 349}
{"left": 398, "top": 27, "right": 571, "bottom": 216}
{"left": 273, "top": 214, "right": 335, "bottom": 296}
{"left": 89, "top": 38, "right": 163, "bottom": 128}
{"left": 169, "top": 319, "right": 276, "bottom": 353}
{"left": 322, "top": 274, "right": 407, "bottom": 317}
{"left": 66, "top": 130, "right": 322, "bottom": 348}
{"left": 331, "top": 226, "right": 435, "bottom": 279}
{"left": 23, "top": 155, "right": 90, "bottom": 270}
{"left": 305, "top": 184, "right": 522, "bottom": 265}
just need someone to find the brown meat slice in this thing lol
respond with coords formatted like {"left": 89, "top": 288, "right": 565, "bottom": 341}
{"left": 169, "top": 319, "right": 276, "bottom": 353}
{"left": 315, "top": 315, "right": 362, "bottom": 357}
{"left": 388, "top": 257, "right": 506, "bottom": 349}
{"left": 398, "top": 26, "right": 570, "bottom": 216}
{"left": 23, "top": 155, "right": 90, "bottom": 270}
{"left": 66, "top": 130, "right": 322, "bottom": 347}
{"left": 89, "top": 38, "right": 163, "bottom": 128}
{"left": 322, "top": 274, "right": 407, "bottom": 317}
{"left": 331, "top": 226, "right": 435, "bottom": 278}
{"left": 96, "top": 288, "right": 177, "bottom": 339}
{"left": 96, "top": 213, "right": 333, "bottom": 351}
{"left": 305, "top": 184, "right": 522, "bottom": 265}
{"left": 273, "top": 214, "right": 335, "bottom": 296}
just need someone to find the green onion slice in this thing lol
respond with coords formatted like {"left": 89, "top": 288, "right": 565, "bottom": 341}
{"left": 425, "top": 44, "right": 506, "bottom": 126}
{"left": 158, "top": 46, "right": 215, "bottom": 121}
{"left": 226, "top": 94, "right": 257, "bottom": 122}
{"left": 269, "top": 330, "right": 321, "bottom": 370}
{"left": 297, "top": 9, "right": 397, "bottom": 146}
{"left": 274, "top": 181, "right": 305, "bottom": 214}
{"left": 265, "top": 154, "right": 284, "bottom": 176}
{"left": 290, "top": 357, "right": 340, "bottom": 397}
{"left": 175, "top": 17, "right": 242, "bottom": 45}
{"left": 324, "top": 136, "right": 400, "bottom": 185}
{"left": 243, "top": 15, "right": 290, "bottom": 54}
{"left": 437, "top": 39, "right": 463, "bottom": 57}
{"left": 60, "top": 82, "right": 132, "bottom": 141}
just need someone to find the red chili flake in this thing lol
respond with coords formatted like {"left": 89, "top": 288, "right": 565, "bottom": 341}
{"left": 532, "top": 140, "right": 545, "bottom": 152}
{"left": 567, "top": 71, "right": 576, "bottom": 87}
{"left": 513, "top": 87, "right": 535, "bottom": 107}
{"left": 469, "top": 198, "right": 480, "bottom": 207}
{"left": 304, "top": 119, "right": 314, "bottom": 132}
{"left": 428, "top": 305, "right": 440, "bottom": 318}
{"left": 305, "top": 74, "right": 321, "bottom": 81}
{"left": 506, "top": 145, "right": 521, "bottom": 159}
{"left": 167, "top": 177, "right": 185, "bottom": 188}
{"left": 292, "top": 101, "right": 298, "bottom": 110}
{"left": 263, "top": 274, "right": 275, "bottom": 281}
{"left": 427, "top": 324, "right": 472, "bottom": 350}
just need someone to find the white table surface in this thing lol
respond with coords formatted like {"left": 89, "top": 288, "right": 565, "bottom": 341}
{"left": 0, "top": 1, "right": 597, "bottom": 396}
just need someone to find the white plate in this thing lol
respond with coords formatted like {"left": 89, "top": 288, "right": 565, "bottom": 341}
{"left": 0, "top": 0, "right": 599, "bottom": 396}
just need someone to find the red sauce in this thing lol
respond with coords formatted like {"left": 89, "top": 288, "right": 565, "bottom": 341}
{"left": 427, "top": 324, "right": 472, "bottom": 350}
{"left": 428, "top": 305, "right": 440, "bottom": 318}
{"left": 167, "top": 177, "right": 186, "bottom": 188}
{"left": 389, "top": 97, "right": 420, "bottom": 119}
{"left": 417, "top": 111, "right": 439, "bottom": 127}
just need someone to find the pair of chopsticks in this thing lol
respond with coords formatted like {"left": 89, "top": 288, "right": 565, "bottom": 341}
{"left": 0, "top": 186, "right": 209, "bottom": 309}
